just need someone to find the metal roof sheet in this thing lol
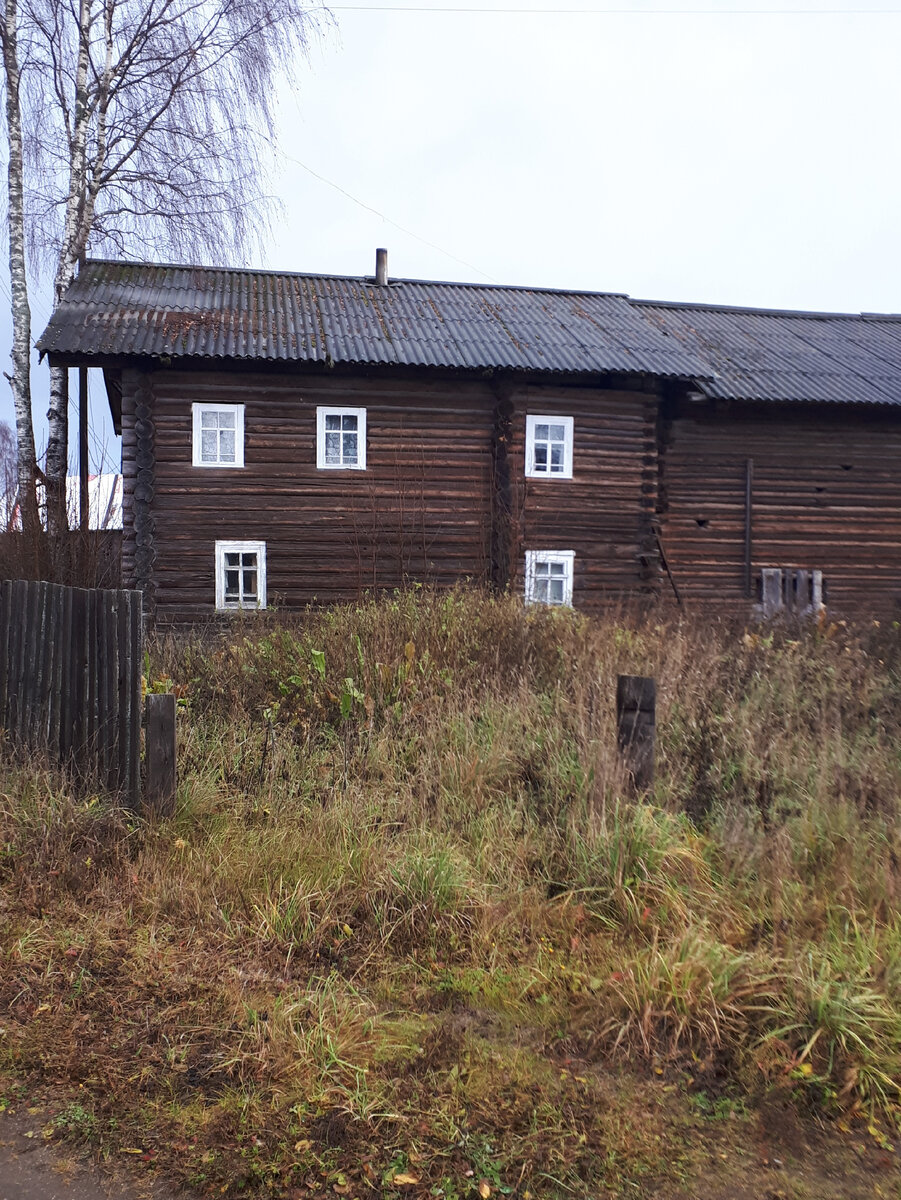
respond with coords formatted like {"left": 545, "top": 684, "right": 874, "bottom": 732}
{"left": 35, "top": 260, "right": 708, "bottom": 380}
{"left": 634, "top": 301, "right": 901, "bottom": 406}
{"left": 36, "top": 259, "right": 901, "bottom": 406}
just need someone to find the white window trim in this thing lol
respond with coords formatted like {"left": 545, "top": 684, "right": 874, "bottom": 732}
{"left": 525, "top": 414, "right": 574, "bottom": 480}
{"left": 316, "top": 406, "right": 367, "bottom": 470}
{"left": 192, "top": 403, "right": 245, "bottom": 468}
{"left": 215, "top": 540, "right": 266, "bottom": 611}
{"left": 524, "top": 550, "right": 575, "bottom": 607}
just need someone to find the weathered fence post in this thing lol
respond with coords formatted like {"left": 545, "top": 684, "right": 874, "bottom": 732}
{"left": 616, "top": 675, "right": 656, "bottom": 791}
{"left": 144, "top": 693, "right": 177, "bottom": 817}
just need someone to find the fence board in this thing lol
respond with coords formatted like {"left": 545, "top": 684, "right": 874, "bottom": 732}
{"left": 0, "top": 579, "right": 144, "bottom": 803}
{"left": 70, "top": 586, "right": 86, "bottom": 767}
{"left": 128, "top": 590, "right": 142, "bottom": 806}
{"left": 10, "top": 580, "right": 31, "bottom": 742}
{"left": 47, "top": 583, "right": 65, "bottom": 757}
{"left": 36, "top": 583, "right": 54, "bottom": 747}
{"left": 0, "top": 580, "right": 10, "bottom": 732}
{"left": 58, "top": 583, "right": 75, "bottom": 760}
{"left": 118, "top": 590, "right": 142, "bottom": 808}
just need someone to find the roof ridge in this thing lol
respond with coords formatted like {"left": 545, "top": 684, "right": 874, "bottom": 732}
{"left": 80, "top": 257, "right": 631, "bottom": 301}
{"left": 82, "top": 258, "right": 901, "bottom": 321}
{"left": 633, "top": 296, "right": 901, "bottom": 321}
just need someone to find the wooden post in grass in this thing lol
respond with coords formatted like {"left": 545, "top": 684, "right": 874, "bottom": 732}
{"left": 144, "top": 693, "right": 177, "bottom": 817}
{"left": 616, "top": 675, "right": 655, "bottom": 791}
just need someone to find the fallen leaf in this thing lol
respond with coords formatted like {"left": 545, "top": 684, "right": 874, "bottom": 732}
{"left": 121, "top": 1147, "right": 145, "bottom": 1154}
{"left": 393, "top": 1173, "right": 419, "bottom": 1185}
{"left": 479, "top": 1181, "right": 491, "bottom": 1198}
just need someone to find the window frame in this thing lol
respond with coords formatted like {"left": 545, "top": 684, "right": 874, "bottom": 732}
{"left": 316, "top": 406, "right": 367, "bottom": 470}
{"left": 215, "top": 540, "right": 266, "bottom": 611}
{"left": 524, "top": 549, "right": 575, "bottom": 607}
{"left": 525, "top": 414, "right": 574, "bottom": 480}
{"left": 192, "top": 403, "right": 245, "bottom": 468}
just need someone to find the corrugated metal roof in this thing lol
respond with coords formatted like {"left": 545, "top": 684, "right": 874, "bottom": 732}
{"left": 634, "top": 300, "right": 901, "bottom": 406}
{"left": 36, "top": 259, "right": 901, "bottom": 406}
{"left": 35, "top": 260, "right": 708, "bottom": 380}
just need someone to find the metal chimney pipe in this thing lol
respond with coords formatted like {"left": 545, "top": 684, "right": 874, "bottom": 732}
{"left": 375, "top": 247, "right": 388, "bottom": 286}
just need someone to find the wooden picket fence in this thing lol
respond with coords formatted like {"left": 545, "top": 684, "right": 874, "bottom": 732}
{"left": 0, "top": 578, "right": 143, "bottom": 806}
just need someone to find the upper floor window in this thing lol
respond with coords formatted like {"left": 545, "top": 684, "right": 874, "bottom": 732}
{"left": 193, "top": 403, "right": 245, "bottom": 467}
{"left": 317, "top": 407, "right": 367, "bottom": 470}
{"left": 525, "top": 415, "right": 573, "bottom": 479}
{"left": 525, "top": 550, "right": 575, "bottom": 607}
{"left": 215, "top": 540, "right": 266, "bottom": 610}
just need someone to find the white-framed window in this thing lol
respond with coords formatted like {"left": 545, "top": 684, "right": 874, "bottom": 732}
{"left": 192, "top": 403, "right": 245, "bottom": 467}
{"left": 525, "top": 550, "right": 575, "bottom": 607}
{"left": 215, "top": 541, "right": 266, "bottom": 610}
{"left": 316, "top": 407, "right": 367, "bottom": 470}
{"left": 525, "top": 414, "right": 574, "bottom": 479}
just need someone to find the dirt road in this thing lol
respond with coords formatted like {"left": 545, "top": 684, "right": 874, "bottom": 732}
{"left": 0, "top": 1109, "right": 182, "bottom": 1200}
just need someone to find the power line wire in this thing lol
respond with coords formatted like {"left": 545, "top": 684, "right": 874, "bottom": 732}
{"left": 282, "top": 151, "right": 501, "bottom": 283}
{"left": 329, "top": 5, "right": 901, "bottom": 12}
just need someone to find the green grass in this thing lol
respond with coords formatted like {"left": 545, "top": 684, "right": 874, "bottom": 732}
{"left": 1, "top": 589, "right": 900, "bottom": 1197}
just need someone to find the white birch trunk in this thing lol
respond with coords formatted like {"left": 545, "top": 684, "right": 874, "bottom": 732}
{"left": 45, "top": 0, "right": 93, "bottom": 534}
{"left": 1, "top": 0, "right": 39, "bottom": 538}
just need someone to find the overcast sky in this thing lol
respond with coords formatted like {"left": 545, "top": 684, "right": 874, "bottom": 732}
{"left": 4, "top": 0, "right": 901, "bottom": 464}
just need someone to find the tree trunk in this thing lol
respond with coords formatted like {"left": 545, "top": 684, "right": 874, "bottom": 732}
{"left": 44, "top": 0, "right": 93, "bottom": 537}
{"left": 1, "top": 0, "right": 40, "bottom": 545}
{"left": 45, "top": 364, "right": 69, "bottom": 535}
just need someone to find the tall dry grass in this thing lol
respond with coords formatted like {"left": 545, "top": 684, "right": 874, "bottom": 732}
{"left": 1, "top": 589, "right": 900, "bottom": 1193}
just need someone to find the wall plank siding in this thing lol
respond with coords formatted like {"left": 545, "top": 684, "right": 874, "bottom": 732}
{"left": 510, "top": 387, "right": 659, "bottom": 606}
{"left": 658, "top": 401, "right": 901, "bottom": 615}
{"left": 137, "top": 371, "right": 496, "bottom": 617}
{"left": 119, "top": 367, "right": 660, "bottom": 620}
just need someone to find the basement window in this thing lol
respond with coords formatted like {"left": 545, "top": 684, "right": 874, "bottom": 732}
{"left": 525, "top": 415, "right": 574, "bottom": 479}
{"left": 525, "top": 550, "right": 575, "bottom": 607}
{"left": 317, "top": 407, "right": 367, "bottom": 470}
{"left": 192, "top": 403, "right": 244, "bottom": 467}
{"left": 215, "top": 541, "right": 266, "bottom": 610}
{"left": 758, "top": 567, "right": 823, "bottom": 618}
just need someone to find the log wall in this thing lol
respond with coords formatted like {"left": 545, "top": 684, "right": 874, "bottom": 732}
{"left": 118, "top": 368, "right": 658, "bottom": 619}
{"left": 658, "top": 400, "right": 901, "bottom": 615}
{"left": 507, "top": 385, "right": 659, "bottom": 605}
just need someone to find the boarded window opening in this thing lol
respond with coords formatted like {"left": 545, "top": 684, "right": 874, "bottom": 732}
{"left": 759, "top": 568, "right": 823, "bottom": 618}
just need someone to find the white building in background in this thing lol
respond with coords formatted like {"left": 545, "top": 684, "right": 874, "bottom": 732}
{"left": 65, "top": 473, "right": 123, "bottom": 530}
{"left": 5, "top": 473, "right": 123, "bottom": 531}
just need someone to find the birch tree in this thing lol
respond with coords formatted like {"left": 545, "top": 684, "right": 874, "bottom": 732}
{"left": 4, "top": 0, "right": 320, "bottom": 534}
{"left": 0, "top": 418, "right": 17, "bottom": 528}
{"left": 1, "top": 0, "right": 40, "bottom": 536}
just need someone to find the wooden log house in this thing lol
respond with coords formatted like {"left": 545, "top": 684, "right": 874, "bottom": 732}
{"left": 37, "top": 252, "right": 901, "bottom": 621}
